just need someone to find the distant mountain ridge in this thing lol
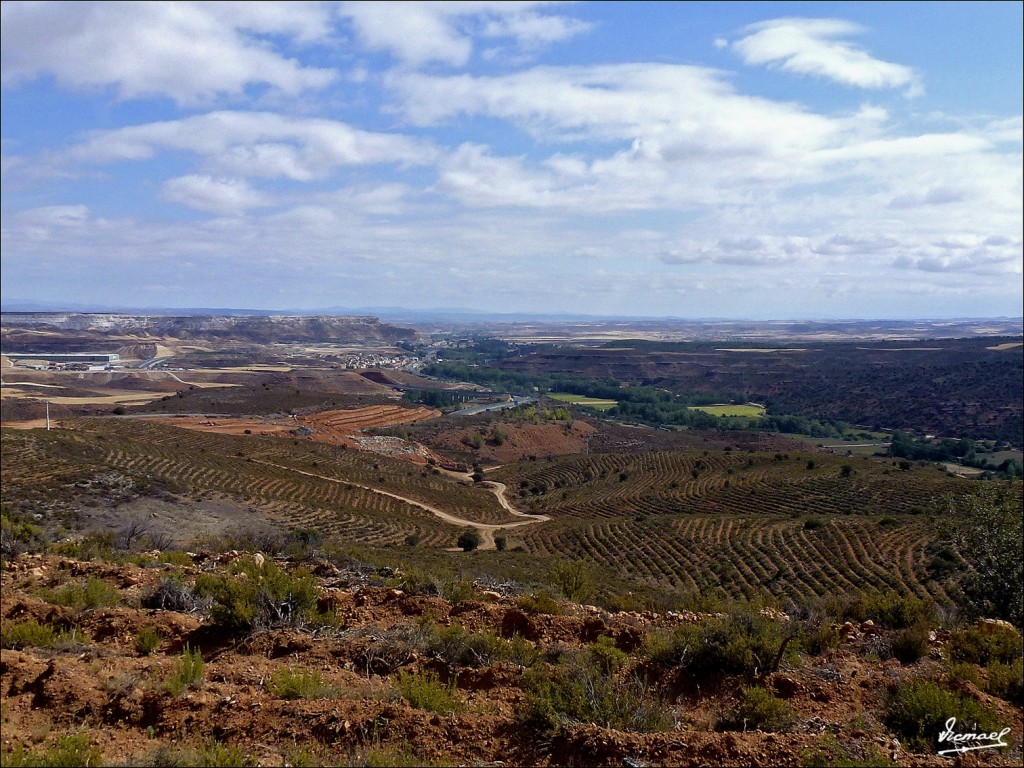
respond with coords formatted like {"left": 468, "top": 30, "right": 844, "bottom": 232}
{"left": 0, "top": 313, "right": 417, "bottom": 348}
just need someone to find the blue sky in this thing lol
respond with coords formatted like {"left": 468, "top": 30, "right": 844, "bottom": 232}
{"left": 2, "top": 1, "right": 1021, "bottom": 319}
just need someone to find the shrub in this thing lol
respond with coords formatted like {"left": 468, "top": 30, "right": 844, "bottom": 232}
{"left": 890, "top": 623, "right": 930, "bottom": 664}
{"left": 140, "top": 740, "right": 256, "bottom": 768}
{"left": 134, "top": 626, "right": 164, "bottom": 656}
{"left": 801, "top": 736, "right": 897, "bottom": 767}
{"left": 883, "top": 678, "right": 999, "bottom": 752}
{"left": 506, "top": 634, "right": 543, "bottom": 669}
{"left": 647, "top": 606, "right": 794, "bottom": 679}
{"left": 0, "top": 619, "right": 88, "bottom": 651}
{"left": 427, "top": 623, "right": 510, "bottom": 668}
{"left": 948, "top": 624, "right": 1023, "bottom": 666}
{"left": 523, "top": 653, "right": 671, "bottom": 733}
{"left": 547, "top": 559, "right": 593, "bottom": 602}
{"left": 42, "top": 577, "right": 119, "bottom": 610}
{"left": 0, "top": 509, "right": 46, "bottom": 563}
{"left": 516, "top": 590, "right": 564, "bottom": 615}
{"left": 798, "top": 622, "right": 841, "bottom": 656}
{"left": 355, "top": 624, "right": 431, "bottom": 676}
{"left": 1, "top": 619, "right": 56, "bottom": 650}
{"left": 1, "top": 734, "right": 102, "bottom": 768}
{"left": 587, "top": 635, "right": 627, "bottom": 674}
{"left": 721, "top": 686, "right": 794, "bottom": 732}
{"left": 189, "top": 741, "right": 255, "bottom": 768}
{"left": 266, "top": 667, "right": 335, "bottom": 700}
{"left": 392, "top": 669, "right": 461, "bottom": 714}
{"left": 494, "top": 535, "right": 508, "bottom": 552}
{"left": 944, "top": 661, "right": 981, "bottom": 687}
{"left": 194, "top": 557, "right": 320, "bottom": 633}
{"left": 164, "top": 645, "right": 204, "bottom": 695}
{"left": 985, "top": 658, "right": 1023, "bottom": 705}
{"left": 143, "top": 575, "right": 210, "bottom": 613}
{"left": 456, "top": 529, "right": 481, "bottom": 552}
{"left": 823, "top": 592, "right": 935, "bottom": 629}
{"left": 158, "top": 550, "right": 194, "bottom": 567}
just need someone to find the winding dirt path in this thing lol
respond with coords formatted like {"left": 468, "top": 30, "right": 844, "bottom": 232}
{"left": 252, "top": 460, "right": 547, "bottom": 551}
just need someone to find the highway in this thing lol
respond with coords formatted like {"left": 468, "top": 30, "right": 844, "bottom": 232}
{"left": 135, "top": 356, "right": 174, "bottom": 370}
{"left": 449, "top": 396, "right": 535, "bottom": 417}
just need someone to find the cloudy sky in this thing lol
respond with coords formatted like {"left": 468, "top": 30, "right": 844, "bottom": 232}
{"left": 2, "top": 1, "right": 1021, "bottom": 319}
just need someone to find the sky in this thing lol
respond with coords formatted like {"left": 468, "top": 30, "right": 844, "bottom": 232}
{"left": 1, "top": 1, "right": 1022, "bottom": 320}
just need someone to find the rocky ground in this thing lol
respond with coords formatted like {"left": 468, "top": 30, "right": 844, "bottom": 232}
{"left": 2, "top": 552, "right": 1021, "bottom": 767}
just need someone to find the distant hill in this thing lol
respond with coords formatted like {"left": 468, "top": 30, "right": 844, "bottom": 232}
{"left": 0, "top": 313, "right": 417, "bottom": 349}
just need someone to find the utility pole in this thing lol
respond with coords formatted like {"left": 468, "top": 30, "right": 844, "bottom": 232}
{"left": 45, "top": 400, "right": 51, "bottom": 431}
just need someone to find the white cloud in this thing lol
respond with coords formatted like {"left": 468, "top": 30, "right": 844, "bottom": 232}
{"left": 729, "top": 18, "right": 922, "bottom": 96}
{"left": 340, "top": 1, "right": 591, "bottom": 67}
{"left": 0, "top": 1, "right": 337, "bottom": 104}
{"left": 161, "top": 175, "right": 269, "bottom": 216}
{"left": 67, "top": 111, "right": 434, "bottom": 180}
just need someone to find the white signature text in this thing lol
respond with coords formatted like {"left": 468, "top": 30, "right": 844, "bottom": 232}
{"left": 937, "top": 717, "right": 1011, "bottom": 757}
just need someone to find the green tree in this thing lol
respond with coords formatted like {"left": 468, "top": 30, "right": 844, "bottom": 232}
{"left": 941, "top": 483, "right": 1023, "bottom": 627}
{"left": 457, "top": 529, "right": 482, "bottom": 552}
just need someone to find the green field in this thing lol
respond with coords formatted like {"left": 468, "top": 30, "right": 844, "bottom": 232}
{"left": 548, "top": 392, "right": 619, "bottom": 411}
{"left": 688, "top": 403, "right": 765, "bottom": 417}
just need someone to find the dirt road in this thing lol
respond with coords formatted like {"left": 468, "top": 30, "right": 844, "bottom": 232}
{"left": 252, "top": 460, "right": 547, "bottom": 550}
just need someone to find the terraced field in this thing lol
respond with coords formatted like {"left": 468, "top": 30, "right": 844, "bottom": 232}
{"left": 1, "top": 419, "right": 519, "bottom": 550}
{"left": 0, "top": 418, "right": 984, "bottom": 605}
{"left": 493, "top": 450, "right": 971, "bottom": 604}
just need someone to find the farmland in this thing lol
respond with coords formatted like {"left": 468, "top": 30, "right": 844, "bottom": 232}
{"left": 688, "top": 403, "right": 766, "bottom": 418}
{"left": 548, "top": 392, "right": 619, "bottom": 410}
{"left": 0, "top": 411, "right": 982, "bottom": 609}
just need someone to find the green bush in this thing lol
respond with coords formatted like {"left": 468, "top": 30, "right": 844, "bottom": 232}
{"left": 890, "top": 623, "right": 930, "bottom": 664}
{"left": 164, "top": 645, "right": 204, "bottom": 695}
{"left": 721, "top": 686, "right": 794, "bottom": 732}
{"left": 358, "top": 747, "right": 451, "bottom": 768}
{"left": 986, "top": 658, "right": 1023, "bottom": 705}
{"left": 158, "top": 550, "right": 193, "bottom": 567}
{"left": 948, "top": 624, "right": 1023, "bottom": 666}
{"left": 506, "top": 634, "right": 543, "bottom": 669}
{"left": 134, "top": 626, "right": 163, "bottom": 656}
{"left": 801, "top": 735, "right": 897, "bottom": 767}
{"left": 821, "top": 592, "right": 935, "bottom": 629}
{"left": 0, "top": 619, "right": 88, "bottom": 651}
{"left": 194, "top": 557, "right": 320, "bottom": 633}
{"left": 1, "top": 734, "right": 102, "bottom": 768}
{"left": 1, "top": 619, "right": 56, "bottom": 650}
{"left": 41, "top": 577, "right": 119, "bottom": 610}
{"left": 523, "top": 653, "right": 671, "bottom": 733}
{"left": 135, "top": 740, "right": 256, "bottom": 767}
{"left": 516, "top": 590, "right": 564, "bottom": 615}
{"left": 883, "top": 678, "right": 999, "bottom": 752}
{"left": 426, "top": 623, "right": 509, "bottom": 668}
{"left": 944, "top": 661, "right": 981, "bottom": 687}
{"left": 392, "top": 669, "right": 461, "bottom": 714}
{"left": 547, "top": 560, "right": 593, "bottom": 601}
{"left": 587, "top": 635, "right": 627, "bottom": 674}
{"left": 646, "top": 606, "right": 793, "bottom": 679}
{"left": 798, "top": 622, "right": 841, "bottom": 656}
{"left": 266, "top": 667, "right": 335, "bottom": 700}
